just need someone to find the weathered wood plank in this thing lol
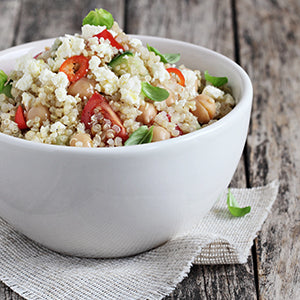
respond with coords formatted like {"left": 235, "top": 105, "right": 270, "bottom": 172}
{"left": 126, "top": 0, "right": 234, "bottom": 59}
{"left": 237, "top": 0, "right": 300, "bottom": 298}
{"left": 14, "top": 0, "right": 124, "bottom": 44}
{"left": 167, "top": 256, "right": 256, "bottom": 300}
{"left": 126, "top": 0, "right": 255, "bottom": 299}
{"left": 0, "top": 0, "right": 260, "bottom": 299}
{"left": 0, "top": 3, "right": 23, "bottom": 297}
{"left": 0, "top": 1, "right": 124, "bottom": 299}
{"left": 0, "top": 0, "right": 21, "bottom": 50}
{"left": 0, "top": 283, "right": 23, "bottom": 300}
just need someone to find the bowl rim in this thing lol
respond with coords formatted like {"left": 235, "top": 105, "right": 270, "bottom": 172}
{"left": 0, "top": 35, "right": 253, "bottom": 155}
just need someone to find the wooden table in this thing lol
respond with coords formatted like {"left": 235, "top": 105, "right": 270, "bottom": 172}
{"left": 0, "top": 0, "right": 299, "bottom": 299}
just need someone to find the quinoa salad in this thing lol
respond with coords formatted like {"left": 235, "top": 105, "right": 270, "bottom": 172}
{"left": 0, "top": 9, "right": 235, "bottom": 148}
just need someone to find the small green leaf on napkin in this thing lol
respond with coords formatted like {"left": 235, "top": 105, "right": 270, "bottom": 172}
{"left": 227, "top": 189, "right": 251, "bottom": 217}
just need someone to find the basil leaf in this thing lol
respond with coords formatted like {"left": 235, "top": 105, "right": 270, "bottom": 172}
{"left": 0, "top": 70, "right": 12, "bottom": 98}
{"left": 147, "top": 44, "right": 180, "bottom": 64}
{"left": 82, "top": 8, "right": 114, "bottom": 29}
{"left": 204, "top": 71, "right": 228, "bottom": 87}
{"left": 227, "top": 189, "right": 251, "bottom": 217}
{"left": 0, "top": 70, "right": 8, "bottom": 91}
{"left": 125, "top": 126, "right": 153, "bottom": 146}
{"left": 162, "top": 53, "right": 181, "bottom": 64}
{"left": 109, "top": 51, "right": 133, "bottom": 67}
{"left": 1, "top": 85, "right": 12, "bottom": 98}
{"left": 141, "top": 82, "right": 169, "bottom": 102}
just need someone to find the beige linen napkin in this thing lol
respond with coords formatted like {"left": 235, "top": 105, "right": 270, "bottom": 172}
{"left": 0, "top": 181, "right": 278, "bottom": 300}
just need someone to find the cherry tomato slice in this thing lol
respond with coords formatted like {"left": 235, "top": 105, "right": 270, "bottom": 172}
{"left": 81, "top": 92, "right": 128, "bottom": 140}
{"left": 94, "top": 29, "right": 124, "bottom": 51}
{"left": 15, "top": 105, "right": 28, "bottom": 130}
{"left": 59, "top": 55, "right": 89, "bottom": 83}
{"left": 166, "top": 67, "right": 185, "bottom": 86}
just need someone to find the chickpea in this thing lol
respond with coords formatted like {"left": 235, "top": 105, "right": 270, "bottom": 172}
{"left": 194, "top": 78, "right": 200, "bottom": 94}
{"left": 70, "top": 132, "right": 93, "bottom": 147}
{"left": 68, "top": 77, "right": 96, "bottom": 99}
{"left": 191, "top": 94, "right": 216, "bottom": 124}
{"left": 27, "top": 105, "right": 50, "bottom": 126}
{"left": 165, "top": 89, "right": 176, "bottom": 106}
{"left": 152, "top": 125, "right": 171, "bottom": 142}
{"left": 157, "top": 85, "right": 176, "bottom": 106}
{"left": 136, "top": 102, "right": 157, "bottom": 124}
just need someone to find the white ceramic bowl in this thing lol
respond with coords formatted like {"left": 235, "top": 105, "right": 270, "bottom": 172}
{"left": 0, "top": 36, "right": 252, "bottom": 258}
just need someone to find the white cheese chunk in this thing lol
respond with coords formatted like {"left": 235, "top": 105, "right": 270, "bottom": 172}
{"left": 15, "top": 73, "right": 33, "bottom": 91}
{"left": 149, "top": 61, "right": 170, "bottom": 83}
{"left": 181, "top": 68, "right": 198, "bottom": 98}
{"left": 89, "top": 56, "right": 119, "bottom": 95}
{"left": 81, "top": 24, "right": 106, "bottom": 39}
{"left": 119, "top": 74, "right": 143, "bottom": 107}
{"left": 88, "top": 37, "right": 117, "bottom": 62}
{"left": 202, "top": 85, "right": 224, "bottom": 100}
{"left": 21, "top": 92, "right": 34, "bottom": 110}
{"left": 129, "top": 38, "right": 143, "bottom": 48}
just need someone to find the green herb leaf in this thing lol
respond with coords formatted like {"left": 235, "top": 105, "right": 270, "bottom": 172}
{"left": 227, "top": 189, "right": 251, "bottom": 217}
{"left": 82, "top": 8, "right": 114, "bottom": 29}
{"left": 108, "top": 51, "right": 133, "bottom": 67}
{"left": 204, "top": 70, "right": 228, "bottom": 87}
{"left": 147, "top": 44, "right": 180, "bottom": 64}
{"left": 0, "top": 70, "right": 12, "bottom": 98}
{"left": 141, "top": 82, "right": 169, "bottom": 102}
{"left": 162, "top": 53, "right": 181, "bottom": 64}
{"left": 125, "top": 126, "right": 153, "bottom": 146}
{"left": 0, "top": 70, "right": 8, "bottom": 91}
{"left": 1, "top": 85, "right": 12, "bottom": 98}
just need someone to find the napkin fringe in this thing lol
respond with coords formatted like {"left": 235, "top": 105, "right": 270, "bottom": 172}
{"left": 1, "top": 275, "right": 38, "bottom": 300}
{"left": 138, "top": 236, "right": 212, "bottom": 300}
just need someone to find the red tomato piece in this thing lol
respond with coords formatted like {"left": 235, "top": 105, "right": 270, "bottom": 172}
{"left": 94, "top": 29, "right": 124, "bottom": 51}
{"left": 59, "top": 55, "right": 89, "bottom": 83}
{"left": 81, "top": 92, "right": 128, "bottom": 140}
{"left": 15, "top": 105, "right": 28, "bottom": 130}
{"left": 175, "top": 125, "right": 183, "bottom": 136}
{"left": 33, "top": 51, "right": 43, "bottom": 59}
{"left": 166, "top": 113, "right": 172, "bottom": 122}
{"left": 166, "top": 67, "right": 186, "bottom": 86}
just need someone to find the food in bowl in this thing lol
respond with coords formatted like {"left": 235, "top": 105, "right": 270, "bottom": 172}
{"left": 0, "top": 9, "right": 253, "bottom": 257}
{"left": 0, "top": 9, "right": 235, "bottom": 148}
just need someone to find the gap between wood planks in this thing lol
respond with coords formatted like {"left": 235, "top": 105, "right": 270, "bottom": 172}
{"left": 123, "top": 0, "right": 130, "bottom": 35}
{"left": 231, "top": 0, "right": 259, "bottom": 299}
{"left": 11, "top": 0, "right": 23, "bottom": 47}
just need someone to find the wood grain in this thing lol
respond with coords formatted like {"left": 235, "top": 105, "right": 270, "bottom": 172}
{"left": 237, "top": 0, "right": 300, "bottom": 299}
{"left": 0, "top": 3, "right": 23, "bottom": 297}
{"left": 13, "top": 0, "right": 124, "bottom": 44}
{"left": 125, "top": 0, "right": 256, "bottom": 299}
{"left": 1, "top": 0, "right": 299, "bottom": 298}
{"left": 0, "top": 1, "right": 253, "bottom": 299}
{"left": 0, "top": 0, "right": 21, "bottom": 50}
{"left": 126, "top": 0, "right": 234, "bottom": 59}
